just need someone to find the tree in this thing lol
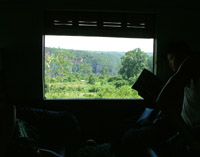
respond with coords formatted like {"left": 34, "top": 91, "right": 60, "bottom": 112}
{"left": 145, "top": 56, "right": 153, "bottom": 72}
{"left": 88, "top": 74, "right": 96, "bottom": 84}
{"left": 45, "top": 54, "right": 55, "bottom": 94}
{"left": 100, "top": 67, "right": 109, "bottom": 76}
{"left": 119, "top": 48, "right": 148, "bottom": 79}
{"left": 45, "top": 49, "right": 72, "bottom": 95}
{"left": 79, "top": 62, "right": 92, "bottom": 76}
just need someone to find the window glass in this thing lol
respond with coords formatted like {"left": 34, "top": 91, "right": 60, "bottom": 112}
{"left": 44, "top": 35, "right": 154, "bottom": 99}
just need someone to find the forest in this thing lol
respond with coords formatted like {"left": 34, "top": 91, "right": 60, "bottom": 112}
{"left": 44, "top": 47, "right": 153, "bottom": 99}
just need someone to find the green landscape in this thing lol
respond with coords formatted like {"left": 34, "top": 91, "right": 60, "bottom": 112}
{"left": 44, "top": 47, "right": 153, "bottom": 99}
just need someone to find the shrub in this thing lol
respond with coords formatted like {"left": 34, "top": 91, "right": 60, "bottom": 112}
{"left": 107, "top": 75, "right": 123, "bottom": 82}
{"left": 89, "top": 86, "right": 100, "bottom": 92}
{"left": 115, "top": 80, "right": 129, "bottom": 88}
{"left": 88, "top": 74, "right": 96, "bottom": 84}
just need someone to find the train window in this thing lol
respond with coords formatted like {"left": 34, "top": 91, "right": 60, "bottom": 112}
{"left": 43, "top": 11, "right": 155, "bottom": 99}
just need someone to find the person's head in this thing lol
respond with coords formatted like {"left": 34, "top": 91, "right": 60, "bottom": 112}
{"left": 164, "top": 41, "right": 192, "bottom": 72}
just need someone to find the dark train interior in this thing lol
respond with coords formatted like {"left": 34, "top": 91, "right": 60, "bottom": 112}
{"left": 1, "top": 0, "right": 200, "bottom": 156}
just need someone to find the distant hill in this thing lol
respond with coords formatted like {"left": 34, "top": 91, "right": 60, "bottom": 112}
{"left": 45, "top": 47, "right": 123, "bottom": 75}
{"left": 45, "top": 47, "right": 153, "bottom": 77}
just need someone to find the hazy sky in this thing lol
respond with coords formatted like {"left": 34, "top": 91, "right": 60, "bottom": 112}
{"left": 45, "top": 35, "right": 154, "bottom": 53}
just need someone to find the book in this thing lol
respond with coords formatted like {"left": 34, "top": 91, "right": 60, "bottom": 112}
{"left": 132, "top": 69, "right": 163, "bottom": 106}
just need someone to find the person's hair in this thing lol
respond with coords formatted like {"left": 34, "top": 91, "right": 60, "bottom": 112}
{"left": 163, "top": 40, "right": 192, "bottom": 58}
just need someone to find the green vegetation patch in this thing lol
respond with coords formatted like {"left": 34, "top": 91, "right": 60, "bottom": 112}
{"left": 44, "top": 47, "right": 152, "bottom": 99}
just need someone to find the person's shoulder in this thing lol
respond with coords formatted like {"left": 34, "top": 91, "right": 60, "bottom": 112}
{"left": 189, "top": 53, "right": 200, "bottom": 61}
{"left": 180, "top": 54, "right": 200, "bottom": 67}
{"left": 175, "top": 54, "right": 200, "bottom": 80}
{"left": 182, "top": 54, "right": 200, "bottom": 77}
{"left": 186, "top": 54, "right": 200, "bottom": 69}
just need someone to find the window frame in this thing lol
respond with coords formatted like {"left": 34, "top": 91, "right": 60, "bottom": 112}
{"left": 43, "top": 10, "right": 156, "bottom": 100}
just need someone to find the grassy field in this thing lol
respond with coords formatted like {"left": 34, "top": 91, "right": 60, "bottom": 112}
{"left": 45, "top": 80, "right": 141, "bottom": 99}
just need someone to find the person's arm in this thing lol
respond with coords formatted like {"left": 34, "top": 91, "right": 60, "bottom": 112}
{"left": 156, "top": 55, "right": 200, "bottom": 151}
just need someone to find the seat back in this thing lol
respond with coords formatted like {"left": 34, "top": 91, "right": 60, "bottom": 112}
{"left": 0, "top": 103, "right": 16, "bottom": 156}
